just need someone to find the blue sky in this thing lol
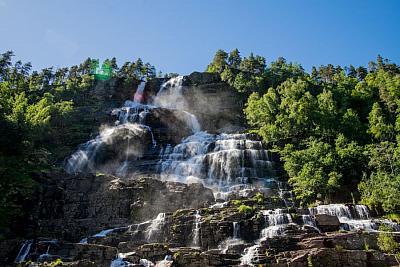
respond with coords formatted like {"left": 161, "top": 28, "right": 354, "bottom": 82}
{"left": 1, "top": 0, "right": 399, "bottom": 75}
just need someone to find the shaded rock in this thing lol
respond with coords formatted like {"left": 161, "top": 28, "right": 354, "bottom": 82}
{"left": 315, "top": 214, "right": 340, "bottom": 232}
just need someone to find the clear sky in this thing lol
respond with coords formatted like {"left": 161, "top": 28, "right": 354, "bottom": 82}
{"left": 1, "top": 0, "right": 399, "bottom": 75}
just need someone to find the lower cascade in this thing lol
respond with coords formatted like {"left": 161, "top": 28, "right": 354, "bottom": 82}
{"left": 12, "top": 75, "right": 400, "bottom": 267}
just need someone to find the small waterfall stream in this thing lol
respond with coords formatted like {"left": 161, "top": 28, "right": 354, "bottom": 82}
{"left": 15, "top": 240, "right": 33, "bottom": 263}
{"left": 147, "top": 213, "right": 166, "bottom": 241}
{"left": 233, "top": 222, "right": 240, "bottom": 239}
{"left": 133, "top": 81, "right": 146, "bottom": 103}
{"left": 192, "top": 210, "right": 201, "bottom": 247}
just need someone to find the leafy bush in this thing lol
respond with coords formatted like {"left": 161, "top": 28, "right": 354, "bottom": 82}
{"left": 238, "top": 204, "right": 254, "bottom": 214}
{"left": 377, "top": 225, "right": 400, "bottom": 264}
{"left": 232, "top": 200, "right": 242, "bottom": 206}
{"left": 252, "top": 192, "right": 265, "bottom": 204}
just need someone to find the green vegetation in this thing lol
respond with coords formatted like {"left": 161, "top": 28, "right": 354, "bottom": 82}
{"left": 335, "top": 244, "right": 344, "bottom": 252}
{"left": 208, "top": 49, "right": 400, "bottom": 213}
{"left": 252, "top": 192, "right": 265, "bottom": 204}
{"left": 238, "top": 204, "right": 254, "bottom": 214}
{"left": 377, "top": 225, "right": 400, "bottom": 264}
{"left": 232, "top": 199, "right": 242, "bottom": 206}
{"left": 0, "top": 51, "right": 158, "bottom": 234}
{"left": 385, "top": 213, "right": 400, "bottom": 224}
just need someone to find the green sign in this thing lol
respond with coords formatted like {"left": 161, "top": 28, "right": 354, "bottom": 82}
{"left": 91, "top": 59, "right": 112, "bottom": 81}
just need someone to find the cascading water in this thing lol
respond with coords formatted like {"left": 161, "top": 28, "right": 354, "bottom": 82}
{"left": 240, "top": 209, "right": 293, "bottom": 265}
{"left": 261, "top": 209, "right": 292, "bottom": 239}
{"left": 233, "top": 222, "right": 240, "bottom": 239}
{"left": 308, "top": 204, "right": 400, "bottom": 232}
{"left": 153, "top": 76, "right": 185, "bottom": 110}
{"left": 147, "top": 213, "right": 166, "bottom": 241}
{"left": 65, "top": 76, "right": 201, "bottom": 176}
{"left": 192, "top": 210, "right": 201, "bottom": 247}
{"left": 158, "top": 132, "right": 276, "bottom": 196}
{"left": 110, "top": 253, "right": 135, "bottom": 267}
{"left": 15, "top": 240, "right": 33, "bottom": 263}
{"left": 240, "top": 245, "right": 261, "bottom": 266}
{"left": 65, "top": 123, "right": 153, "bottom": 175}
{"left": 354, "top": 204, "right": 370, "bottom": 219}
{"left": 133, "top": 81, "right": 146, "bottom": 103}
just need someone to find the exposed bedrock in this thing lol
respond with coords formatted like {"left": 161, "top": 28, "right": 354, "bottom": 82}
{"left": 32, "top": 174, "right": 214, "bottom": 242}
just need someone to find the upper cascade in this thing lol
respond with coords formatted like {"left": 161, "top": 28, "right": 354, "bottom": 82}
{"left": 153, "top": 75, "right": 187, "bottom": 110}
{"left": 65, "top": 76, "right": 203, "bottom": 175}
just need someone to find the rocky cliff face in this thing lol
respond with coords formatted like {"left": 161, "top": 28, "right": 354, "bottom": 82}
{"left": 31, "top": 174, "right": 214, "bottom": 242}
{"left": 183, "top": 72, "right": 245, "bottom": 133}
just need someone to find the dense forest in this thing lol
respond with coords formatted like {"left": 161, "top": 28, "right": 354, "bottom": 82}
{"left": 1, "top": 49, "right": 399, "bottom": 238}
{"left": 207, "top": 49, "right": 400, "bottom": 216}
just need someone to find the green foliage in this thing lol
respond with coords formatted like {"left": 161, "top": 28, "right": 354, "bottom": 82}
{"left": 252, "top": 192, "right": 265, "bottom": 204}
{"left": 241, "top": 53, "right": 400, "bottom": 210}
{"left": 173, "top": 252, "right": 181, "bottom": 259}
{"left": 49, "top": 258, "right": 63, "bottom": 267}
{"left": 363, "top": 241, "right": 370, "bottom": 251}
{"left": 359, "top": 172, "right": 400, "bottom": 213}
{"left": 335, "top": 244, "right": 344, "bottom": 252}
{"left": 232, "top": 200, "right": 242, "bottom": 206}
{"left": 385, "top": 213, "right": 400, "bottom": 224}
{"left": 377, "top": 225, "right": 400, "bottom": 264}
{"left": 207, "top": 49, "right": 305, "bottom": 95}
{"left": 238, "top": 204, "right": 254, "bottom": 214}
{"left": 307, "top": 255, "right": 314, "bottom": 267}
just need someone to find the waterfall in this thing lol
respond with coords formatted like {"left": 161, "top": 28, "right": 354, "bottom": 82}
{"left": 93, "top": 228, "right": 117, "bottom": 237}
{"left": 233, "top": 222, "right": 240, "bottom": 239}
{"left": 260, "top": 209, "right": 292, "bottom": 239}
{"left": 192, "top": 210, "right": 201, "bottom": 247}
{"left": 240, "top": 244, "right": 261, "bottom": 266}
{"left": 15, "top": 240, "right": 33, "bottom": 263}
{"left": 147, "top": 213, "right": 166, "bottom": 241}
{"left": 110, "top": 253, "right": 133, "bottom": 267}
{"left": 37, "top": 245, "right": 51, "bottom": 262}
{"left": 309, "top": 204, "right": 353, "bottom": 219}
{"left": 153, "top": 76, "right": 201, "bottom": 133}
{"left": 65, "top": 123, "right": 152, "bottom": 175}
{"left": 153, "top": 76, "right": 185, "bottom": 110}
{"left": 159, "top": 132, "right": 275, "bottom": 193}
{"left": 308, "top": 204, "right": 384, "bottom": 231}
{"left": 302, "top": 214, "right": 317, "bottom": 227}
{"left": 114, "top": 101, "right": 152, "bottom": 125}
{"left": 133, "top": 81, "right": 146, "bottom": 103}
{"left": 116, "top": 137, "right": 130, "bottom": 177}
{"left": 65, "top": 76, "right": 202, "bottom": 176}
{"left": 182, "top": 110, "right": 201, "bottom": 133}
{"left": 354, "top": 204, "right": 370, "bottom": 219}
{"left": 139, "top": 259, "right": 155, "bottom": 267}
